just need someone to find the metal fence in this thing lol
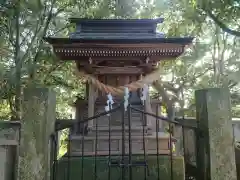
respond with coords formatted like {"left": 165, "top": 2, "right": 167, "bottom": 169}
{"left": 51, "top": 102, "right": 200, "bottom": 180}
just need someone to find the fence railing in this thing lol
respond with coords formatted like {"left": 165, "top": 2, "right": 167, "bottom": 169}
{"left": 52, "top": 103, "right": 200, "bottom": 180}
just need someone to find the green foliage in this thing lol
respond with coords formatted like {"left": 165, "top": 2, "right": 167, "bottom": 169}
{"left": 0, "top": 0, "right": 240, "bottom": 120}
{"left": 183, "top": 0, "right": 240, "bottom": 36}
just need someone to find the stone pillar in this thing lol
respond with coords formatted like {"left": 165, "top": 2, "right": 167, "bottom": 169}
{"left": 195, "top": 88, "right": 237, "bottom": 180}
{"left": 0, "top": 122, "right": 20, "bottom": 180}
{"left": 19, "top": 88, "right": 56, "bottom": 180}
{"left": 0, "top": 146, "right": 7, "bottom": 180}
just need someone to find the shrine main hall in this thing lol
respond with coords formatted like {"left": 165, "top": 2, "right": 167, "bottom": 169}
{"left": 45, "top": 18, "right": 193, "bottom": 155}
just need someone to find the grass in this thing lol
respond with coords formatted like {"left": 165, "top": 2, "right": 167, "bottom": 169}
{"left": 55, "top": 155, "right": 185, "bottom": 180}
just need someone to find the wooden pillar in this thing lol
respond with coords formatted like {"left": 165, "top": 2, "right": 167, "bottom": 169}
{"left": 19, "top": 88, "right": 56, "bottom": 180}
{"left": 74, "top": 98, "right": 87, "bottom": 135}
{"left": 195, "top": 88, "right": 237, "bottom": 180}
{"left": 145, "top": 87, "right": 152, "bottom": 126}
{"left": 157, "top": 104, "right": 164, "bottom": 132}
{"left": 88, "top": 82, "right": 96, "bottom": 128}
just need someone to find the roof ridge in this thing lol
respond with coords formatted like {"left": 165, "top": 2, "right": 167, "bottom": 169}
{"left": 68, "top": 18, "right": 164, "bottom": 24}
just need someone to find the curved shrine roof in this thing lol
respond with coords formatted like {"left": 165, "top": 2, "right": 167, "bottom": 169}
{"left": 44, "top": 18, "right": 193, "bottom": 59}
{"left": 68, "top": 18, "right": 164, "bottom": 24}
{"left": 45, "top": 18, "right": 193, "bottom": 44}
{"left": 45, "top": 37, "right": 193, "bottom": 44}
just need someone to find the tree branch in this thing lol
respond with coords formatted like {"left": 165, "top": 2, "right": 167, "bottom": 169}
{"left": 51, "top": 23, "right": 71, "bottom": 36}
{"left": 28, "top": 0, "right": 57, "bottom": 81}
{"left": 207, "top": 10, "right": 240, "bottom": 37}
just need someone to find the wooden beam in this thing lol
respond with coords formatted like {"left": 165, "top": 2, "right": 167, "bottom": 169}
{"left": 74, "top": 56, "right": 162, "bottom": 63}
{"left": 76, "top": 60, "right": 154, "bottom": 66}
{"left": 53, "top": 43, "right": 185, "bottom": 49}
{"left": 94, "top": 66, "right": 143, "bottom": 74}
{"left": 60, "top": 53, "right": 177, "bottom": 61}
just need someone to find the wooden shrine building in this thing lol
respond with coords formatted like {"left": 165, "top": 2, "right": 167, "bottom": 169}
{"left": 45, "top": 18, "right": 193, "bottom": 155}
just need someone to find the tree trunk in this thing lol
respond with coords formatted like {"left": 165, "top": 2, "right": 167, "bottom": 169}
{"left": 13, "top": 1, "right": 21, "bottom": 120}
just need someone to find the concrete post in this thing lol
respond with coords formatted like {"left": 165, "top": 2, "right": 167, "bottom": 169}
{"left": 195, "top": 88, "right": 237, "bottom": 180}
{"left": 19, "top": 88, "right": 56, "bottom": 180}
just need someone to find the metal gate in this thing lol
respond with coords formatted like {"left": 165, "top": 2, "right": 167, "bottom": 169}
{"left": 50, "top": 101, "right": 201, "bottom": 180}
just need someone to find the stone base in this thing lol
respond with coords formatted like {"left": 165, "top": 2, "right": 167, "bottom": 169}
{"left": 68, "top": 132, "right": 176, "bottom": 155}
{"left": 56, "top": 155, "right": 185, "bottom": 180}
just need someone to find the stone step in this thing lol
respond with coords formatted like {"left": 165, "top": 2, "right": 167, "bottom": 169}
{"left": 69, "top": 133, "right": 177, "bottom": 141}
{"left": 87, "top": 126, "right": 150, "bottom": 136}
{"left": 68, "top": 134, "right": 175, "bottom": 156}
{"left": 68, "top": 149, "right": 172, "bottom": 156}
{"left": 92, "top": 126, "right": 150, "bottom": 130}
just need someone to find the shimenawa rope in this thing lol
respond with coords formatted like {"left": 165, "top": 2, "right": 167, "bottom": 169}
{"left": 75, "top": 66, "right": 162, "bottom": 96}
